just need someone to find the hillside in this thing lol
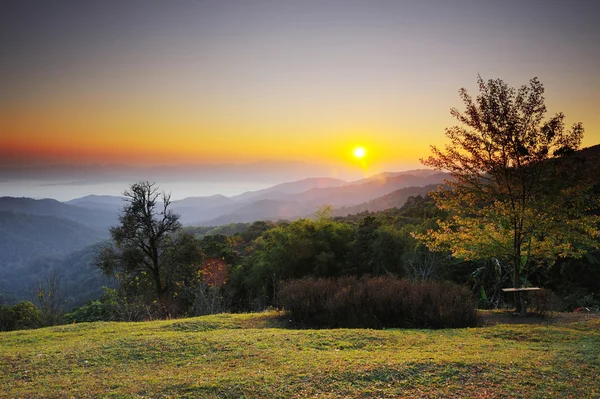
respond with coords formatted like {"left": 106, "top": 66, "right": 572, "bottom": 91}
{"left": 350, "top": 169, "right": 443, "bottom": 184}
{"left": 0, "top": 197, "right": 118, "bottom": 231}
{"left": 291, "top": 172, "right": 448, "bottom": 208}
{"left": 0, "top": 243, "right": 114, "bottom": 309}
{"left": 232, "top": 177, "right": 348, "bottom": 202}
{"left": 203, "top": 199, "right": 314, "bottom": 225}
{"left": 57, "top": 170, "right": 448, "bottom": 226}
{"left": 65, "top": 194, "right": 125, "bottom": 210}
{"left": 0, "top": 211, "right": 106, "bottom": 267}
{"left": 189, "top": 171, "right": 448, "bottom": 225}
{"left": 171, "top": 195, "right": 237, "bottom": 223}
{"left": 1, "top": 312, "right": 599, "bottom": 398}
{"left": 332, "top": 184, "right": 440, "bottom": 216}
{"left": 0, "top": 210, "right": 110, "bottom": 308}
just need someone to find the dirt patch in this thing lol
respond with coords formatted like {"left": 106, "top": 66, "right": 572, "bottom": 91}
{"left": 477, "top": 311, "right": 600, "bottom": 326}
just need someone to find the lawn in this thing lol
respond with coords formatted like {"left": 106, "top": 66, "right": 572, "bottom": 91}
{"left": 1, "top": 311, "right": 599, "bottom": 398}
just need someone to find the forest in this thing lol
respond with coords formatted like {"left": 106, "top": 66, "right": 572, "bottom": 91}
{"left": 2, "top": 187, "right": 598, "bottom": 331}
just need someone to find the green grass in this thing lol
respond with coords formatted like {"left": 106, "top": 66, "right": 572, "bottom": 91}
{"left": 1, "top": 311, "right": 599, "bottom": 398}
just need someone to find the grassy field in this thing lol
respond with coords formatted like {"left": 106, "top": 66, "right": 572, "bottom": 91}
{"left": 1, "top": 312, "right": 599, "bottom": 398}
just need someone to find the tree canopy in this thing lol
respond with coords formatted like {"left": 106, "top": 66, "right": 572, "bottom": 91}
{"left": 417, "top": 76, "right": 600, "bottom": 312}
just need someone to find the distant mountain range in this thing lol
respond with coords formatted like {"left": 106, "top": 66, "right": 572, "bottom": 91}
{"left": 192, "top": 172, "right": 448, "bottom": 225}
{"left": 331, "top": 184, "right": 443, "bottom": 217}
{"left": 0, "top": 169, "right": 448, "bottom": 229}
{"left": 65, "top": 195, "right": 126, "bottom": 210}
{"left": 0, "top": 211, "right": 106, "bottom": 266}
{"left": 0, "top": 197, "right": 119, "bottom": 231}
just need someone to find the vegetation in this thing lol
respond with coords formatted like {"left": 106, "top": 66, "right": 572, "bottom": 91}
{"left": 1, "top": 312, "right": 599, "bottom": 398}
{"left": 2, "top": 187, "right": 598, "bottom": 331}
{"left": 278, "top": 276, "right": 477, "bottom": 329}
{"left": 0, "top": 301, "right": 40, "bottom": 331}
{"left": 0, "top": 243, "right": 115, "bottom": 311}
{"left": 418, "top": 76, "right": 600, "bottom": 313}
{"left": 96, "top": 182, "right": 203, "bottom": 316}
{"left": 1, "top": 68, "right": 598, "bottom": 397}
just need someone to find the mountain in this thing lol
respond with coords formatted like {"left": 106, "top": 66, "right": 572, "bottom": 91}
{"left": 179, "top": 178, "right": 348, "bottom": 225}
{"left": 194, "top": 172, "right": 449, "bottom": 225}
{"left": 351, "top": 169, "right": 444, "bottom": 184}
{"left": 0, "top": 197, "right": 118, "bottom": 231}
{"left": 0, "top": 211, "right": 107, "bottom": 267}
{"left": 65, "top": 195, "right": 126, "bottom": 210}
{"left": 577, "top": 144, "right": 600, "bottom": 162}
{"left": 0, "top": 242, "right": 115, "bottom": 309}
{"left": 171, "top": 195, "right": 237, "bottom": 224}
{"left": 290, "top": 172, "right": 448, "bottom": 208}
{"left": 202, "top": 199, "right": 314, "bottom": 225}
{"left": 232, "top": 177, "right": 348, "bottom": 202}
{"left": 56, "top": 170, "right": 448, "bottom": 226}
{"left": 331, "top": 184, "right": 440, "bottom": 216}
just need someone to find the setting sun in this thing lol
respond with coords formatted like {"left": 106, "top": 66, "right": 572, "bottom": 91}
{"left": 353, "top": 147, "right": 366, "bottom": 159}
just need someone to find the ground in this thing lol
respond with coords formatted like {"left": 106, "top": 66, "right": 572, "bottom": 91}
{"left": 478, "top": 310, "right": 600, "bottom": 326}
{"left": 1, "top": 311, "right": 599, "bottom": 398}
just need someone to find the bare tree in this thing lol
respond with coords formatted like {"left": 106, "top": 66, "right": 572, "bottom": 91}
{"left": 35, "top": 273, "right": 66, "bottom": 326}
{"left": 97, "top": 182, "right": 194, "bottom": 316}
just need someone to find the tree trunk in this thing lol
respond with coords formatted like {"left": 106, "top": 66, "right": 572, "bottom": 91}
{"left": 158, "top": 289, "right": 172, "bottom": 318}
{"left": 513, "top": 266, "right": 521, "bottom": 313}
{"left": 151, "top": 267, "right": 171, "bottom": 318}
{"left": 513, "top": 253, "right": 527, "bottom": 315}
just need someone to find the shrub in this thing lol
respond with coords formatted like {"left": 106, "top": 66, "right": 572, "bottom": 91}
{"left": 0, "top": 301, "right": 41, "bottom": 331}
{"left": 0, "top": 305, "right": 16, "bottom": 331}
{"left": 278, "top": 276, "right": 477, "bottom": 329}
{"left": 65, "top": 300, "right": 119, "bottom": 323}
{"left": 65, "top": 287, "right": 158, "bottom": 323}
{"left": 559, "top": 287, "right": 599, "bottom": 312}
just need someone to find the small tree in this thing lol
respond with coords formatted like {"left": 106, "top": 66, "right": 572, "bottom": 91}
{"left": 35, "top": 273, "right": 67, "bottom": 326}
{"left": 416, "top": 77, "right": 599, "bottom": 313}
{"left": 97, "top": 181, "right": 202, "bottom": 316}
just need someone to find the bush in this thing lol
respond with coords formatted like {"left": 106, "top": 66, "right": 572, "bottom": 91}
{"left": 65, "top": 300, "right": 119, "bottom": 323}
{"left": 278, "top": 276, "right": 477, "bottom": 329}
{"left": 0, "top": 301, "right": 41, "bottom": 331}
{"left": 559, "top": 287, "right": 599, "bottom": 312}
{"left": 65, "top": 287, "right": 164, "bottom": 323}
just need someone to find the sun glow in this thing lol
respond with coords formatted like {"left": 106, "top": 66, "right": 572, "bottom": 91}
{"left": 353, "top": 146, "right": 366, "bottom": 159}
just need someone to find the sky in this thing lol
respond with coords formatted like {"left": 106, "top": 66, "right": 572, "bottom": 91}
{"left": 1, "top": 0, "right": 599, "bottom": 180}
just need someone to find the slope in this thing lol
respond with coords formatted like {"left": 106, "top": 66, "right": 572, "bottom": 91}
{"left": 0, "top": 197, "right": 118, "bottom": 231}
{"left": 1, "top": 312, "right": 598, "bottom": 398}
{"left": 0, "top": 211, "right": 107, "bottom": 267}
{"left": 331, "top": 184, "right": 440, "bottom": 216}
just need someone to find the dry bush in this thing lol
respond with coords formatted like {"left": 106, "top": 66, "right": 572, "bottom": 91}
{"left": 278, "top": 276, "right": 477, "bottom": 329}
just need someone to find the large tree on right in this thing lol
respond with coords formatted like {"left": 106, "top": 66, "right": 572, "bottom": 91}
{"left": 417, "top": 76, "right": 599, "bottom": 313}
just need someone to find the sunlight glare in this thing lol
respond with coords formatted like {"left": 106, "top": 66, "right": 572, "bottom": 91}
{"left": 353, "top": 146, "right": 366, "bottom": 159}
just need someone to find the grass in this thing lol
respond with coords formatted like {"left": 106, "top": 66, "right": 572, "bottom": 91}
{"left": 1, "top": 311, "right": 599, "bottom": 398}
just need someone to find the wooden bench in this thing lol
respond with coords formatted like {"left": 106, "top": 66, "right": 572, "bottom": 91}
{"left": 501, "top": 287, "right": 541, "bottom": 292}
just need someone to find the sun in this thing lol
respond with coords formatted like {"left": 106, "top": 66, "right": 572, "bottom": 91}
{"left": 353, "top": 146, "right": 366, "bottom": 159}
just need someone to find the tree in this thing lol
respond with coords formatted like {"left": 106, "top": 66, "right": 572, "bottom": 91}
{"left": 243, "top": 215, "right": 354, "bottom": 307}
{"left": 97, "top": 181, "right": 203, "bottom": 316}
{"left": 416, "top": 77, "right": 599, "bottom": 313}
{"left": 35, "top": 273, "right": 67, "bottom": 326}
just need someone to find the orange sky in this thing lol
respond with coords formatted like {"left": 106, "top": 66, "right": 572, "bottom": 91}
{"left": 1, "top": 1, "right": 599, "bottom": 175}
